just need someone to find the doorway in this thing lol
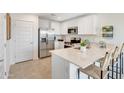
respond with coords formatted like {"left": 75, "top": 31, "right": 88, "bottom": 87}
{"left": 14, "top": 20, "right": 33, "bottom": 63}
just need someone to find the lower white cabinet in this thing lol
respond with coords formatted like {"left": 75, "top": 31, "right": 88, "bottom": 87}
{"left": 52, "top": 54, "right": 70, "bottom": 79}
{"left": 51, "top": 54, "right": 90, "bottom": 79}
{"left": 54, "top": 41, "right": 64, "bottom": 49}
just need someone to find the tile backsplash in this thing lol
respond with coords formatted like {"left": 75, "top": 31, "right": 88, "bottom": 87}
{"left": 55, "top": 34, "right": 98, "bottom": 42}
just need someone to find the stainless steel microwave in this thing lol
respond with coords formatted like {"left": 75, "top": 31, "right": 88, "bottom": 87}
{"left": 68, "top": 26, "right": 78, "bottom": 34}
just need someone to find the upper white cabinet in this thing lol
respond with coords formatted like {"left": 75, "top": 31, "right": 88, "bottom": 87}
{"left": 78, "top": 15, "right": 97, "bottom": 35}
{"left": 51, "top": 21, "right": 60, "bottom": 35}
{"left": 60, "top": 15, "right": 97, "bottom": 35}
{"left": 60, "top": 21, "right": 68, "bottom": 34}
{"left": 39, "top": 18, "right": 60, "bottom": 35}
{"left": 39, "top": 15, "right": 97, "bottom": 35}
{"left": 60, "top": 19, "right": 78, "bottom": 35}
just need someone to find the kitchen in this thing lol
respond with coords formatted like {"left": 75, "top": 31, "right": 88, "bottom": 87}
{"left": 0, "top": 13, "right": 124, "bottom": 79}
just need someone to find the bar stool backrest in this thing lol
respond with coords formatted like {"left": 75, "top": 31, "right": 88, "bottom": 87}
{"left": 118, "top": 43, "right": 124, "bottom": 54}
{"left": 112, "top": 46, "right": 119, "bottom": 61}
{"left": 101, "top": 52, "right": 112, "bottom": 71}
{"left": 120, "top": 43, "right": 124, "bottom": 53}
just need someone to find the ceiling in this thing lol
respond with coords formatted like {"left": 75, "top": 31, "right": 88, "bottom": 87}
{"left": 37, "top": 13, "right": 87, "bottom": 22}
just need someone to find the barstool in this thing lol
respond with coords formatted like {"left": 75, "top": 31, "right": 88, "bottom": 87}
{"left": 98, "top": 43, "right": 124, "bottom": 79}
{"left": 109, "top": 43, "right": 124, "bottom": 79}
{"left": 77, "top": 52, "right": 112, "bottom": 79}
{"left": 94, "top": 46, "right": 119, "bottom": 79}
{"left": 111, "top": 46, "right": 119, "bottom": 79}
{"left": 118, "top": 43, "right": 124, "bottom": 79}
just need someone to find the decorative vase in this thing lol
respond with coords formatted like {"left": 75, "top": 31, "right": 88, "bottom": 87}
{"left": 80, "top": 46, "right": 86, "bottom": 52}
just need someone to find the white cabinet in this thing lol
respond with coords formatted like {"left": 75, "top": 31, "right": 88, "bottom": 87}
{"left": 68, "top": 19, "right": 78, "bottom": 27}
{"left": 60, "top": 15, "right": 97, "bottom": 35}
{"left": 39, "top": 19, "right": 60, "bottom": 35}
{"left": 54, "top": 41, "right": 64, "bottom": 49}
{"left": 51, "top": 21, "right": 60, "bottom": 35}
{"left": 60, "top": 22, "right": 68, "bottom": 34}
{"left": 52, "top": 54, "right": 70, "bottom": 79}
{"left": 78, "top": 15, "right": 97, "bottom": 35}
{"left": 51, "top": 54, "right": 89, "bottom": 79}
{"left": 60, "top": 19, "right": 79, "bottom": 35}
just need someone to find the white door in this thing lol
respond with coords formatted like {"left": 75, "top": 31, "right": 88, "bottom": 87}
{"left": 15, "top": 20, "right": 33, "bottom": 63}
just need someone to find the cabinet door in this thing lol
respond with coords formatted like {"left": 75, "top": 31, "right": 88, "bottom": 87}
{"left": 52, "top": 54, "right": 69, "bottom": 79}
{"left": 55, "top": 41, "right": 64, "bottom": 49}
{"left": 84, "top": 15, "right": 96, "bottom": 34}
{"left": 51, "top": 22, "right": 60, "bottom": 35}
{"left": 60, "top": 22, "right": 68, "bottom": 35}
{"left": 68, "top": 19, "right": 78, "bottom": 27}
{"left": 61, "top": 19, "right": 79, "bottom": 35}
{"left": 78, "top": 17, "right": 85, "bottom": 34}
{"left": 78, "top": 15, "right": 97, "bottom": 35}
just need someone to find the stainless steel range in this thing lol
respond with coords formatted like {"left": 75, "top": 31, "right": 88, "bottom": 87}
{"left": 38, "top": 29, "right": 55, "bottom": 58}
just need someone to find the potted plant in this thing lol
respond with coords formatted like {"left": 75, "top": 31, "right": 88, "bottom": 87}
{"left": 80, "top": 39, "right": 89, "bottom": 52}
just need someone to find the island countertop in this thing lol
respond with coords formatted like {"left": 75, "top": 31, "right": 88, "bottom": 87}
{"left": 50, "top": 43, "right": 115, "bottom": 69}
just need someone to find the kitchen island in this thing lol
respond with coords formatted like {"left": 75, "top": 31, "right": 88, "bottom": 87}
{"left": 50, "top": 43, "right": 115, "bottom": 79}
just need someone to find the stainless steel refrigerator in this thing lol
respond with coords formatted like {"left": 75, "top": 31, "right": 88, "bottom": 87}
{"left": 38, "top": 29, "right": 55, "bottom": 58}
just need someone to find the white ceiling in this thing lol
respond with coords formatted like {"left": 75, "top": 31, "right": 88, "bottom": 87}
{"left": 37, "top": 13, "right": 87, "bottom": 22}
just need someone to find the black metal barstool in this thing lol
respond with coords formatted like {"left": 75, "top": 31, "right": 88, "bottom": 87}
{"left": 118, "top": 43, "right": 124, "bottom": 79}
{"left": 111, "top": 43, "right": 124, "bottom": 79}
{"left": 111, "top": 46, "right": 119, "bottom": 79}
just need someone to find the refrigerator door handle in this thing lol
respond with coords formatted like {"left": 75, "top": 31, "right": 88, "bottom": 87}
{"left": 46, "top": 39, "right": 48, "bottom": 45}
{"left": 46, "top": 34, "right": 48, "bottom": 45}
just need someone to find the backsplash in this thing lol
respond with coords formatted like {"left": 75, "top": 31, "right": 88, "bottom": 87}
{"left": 55, "top": 34, "right": 98, "bottom": 42}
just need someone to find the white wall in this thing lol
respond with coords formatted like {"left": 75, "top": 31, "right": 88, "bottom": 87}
{"left": 10, "top": 14, "right": 39, "bottom": 65}
{"left": 96, "top": 14, "right": 124, "bottom": 45}
{"left": 0, "top": 13, "right": 10, "bottom": 78}
{"left": 0, "top": 14, "right": 3, "bottom": 59}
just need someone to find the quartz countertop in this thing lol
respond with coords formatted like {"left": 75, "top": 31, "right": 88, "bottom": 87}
{"left": 50, "top": 43, "right": 115, "bottom": 69}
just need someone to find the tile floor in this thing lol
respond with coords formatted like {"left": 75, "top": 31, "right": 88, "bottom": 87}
{"left": 8, "top": 57, "right": 51, "bottom": 79}
{"left": 8, "top": 56, "right": 124, "bottom": 79}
